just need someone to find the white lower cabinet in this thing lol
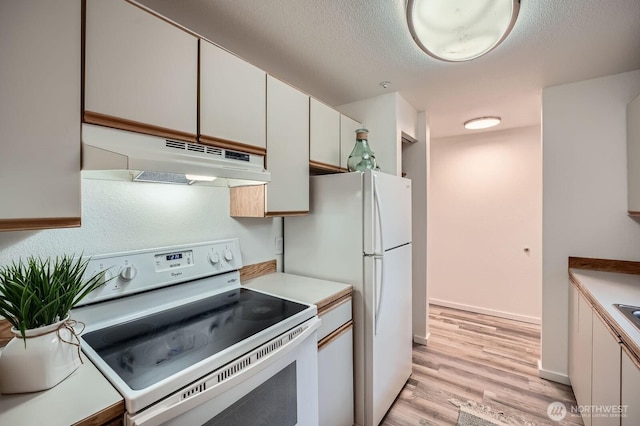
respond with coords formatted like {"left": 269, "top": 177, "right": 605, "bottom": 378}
{"left": 318, "top": 326, "right": 354, "bottom": 426}
{"left": 591, "top": 313, "right": 621, "bottom": 426}
{"left": 317, "top": 296, "right": 353, "bottom": 426}
{"left": 571, "top": 289, "right": 593, "bottom": 426}
{"left": 621, "top": 347, "right": 640, "bottom": 426}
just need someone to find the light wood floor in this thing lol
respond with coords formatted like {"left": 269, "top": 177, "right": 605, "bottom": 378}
{"left": 381, "top": 305, "right": 584, "bottom": 426}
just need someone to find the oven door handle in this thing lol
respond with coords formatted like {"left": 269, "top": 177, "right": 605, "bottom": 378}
{"left": 127, "top": 317, "right": 320, "bottom": 426}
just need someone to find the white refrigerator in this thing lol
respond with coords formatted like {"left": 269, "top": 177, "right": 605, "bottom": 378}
{"left": 285, "top": 170, "right": 412, "bottom": 426}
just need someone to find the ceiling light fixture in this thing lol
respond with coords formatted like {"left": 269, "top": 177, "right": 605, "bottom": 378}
{"left": 464, "top": 116, "right": 501, "bottom": 130}
{"left": 406, "top": 0, "right": 520, "bottom": 62}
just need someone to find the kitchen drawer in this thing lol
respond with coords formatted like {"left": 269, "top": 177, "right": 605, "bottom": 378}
{"left": 318, "top": 297, "right": 352, "bottom": 342}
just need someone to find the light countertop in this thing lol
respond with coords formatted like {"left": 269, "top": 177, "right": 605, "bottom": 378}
{"left": 570, "top": 269, "right": 640, "bottom": 361}
{"left": 0, "top": 354, "right": 123, "bottom": 425}
{"left": 243, "top": 272, "right": 352, "bottom": 311}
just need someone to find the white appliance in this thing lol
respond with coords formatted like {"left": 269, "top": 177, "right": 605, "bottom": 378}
{"left": 72, "top": 239, "right": 319, "bottom": 426}
{"left": 81, "top": 123, "right": 271, "bottom": 186}
{"left": 285, "top": 170, "right": 412, "bottom": 426}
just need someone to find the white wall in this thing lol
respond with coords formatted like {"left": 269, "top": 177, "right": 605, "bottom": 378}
{"left": 541, "top": 69, "right": 640, "bottom": 383}
{"left": 428, "top": 126, "right": 542, "bottom": 324}
{"left": 403, "top": 111, "right": 430, "bottom": 344}
{"left": 0, "top": 178, "right": 282, "bottom": 269}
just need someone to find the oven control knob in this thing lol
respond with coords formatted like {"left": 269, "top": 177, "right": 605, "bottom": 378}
{"left": 224, "top": 250, "right": 234, "bottom": 262}
{"left": 119, "top": 265, "right": 137, "bottom": 281}
{"left": 209, "top": 252, "right": 220, "bottom": 265}
{"left": 98, "top": 270, "right": 113, "bottom": 286}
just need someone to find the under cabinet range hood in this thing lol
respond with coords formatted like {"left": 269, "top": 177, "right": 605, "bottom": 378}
{"left": 81, "top": 124, "right": 270, "bottom": 186}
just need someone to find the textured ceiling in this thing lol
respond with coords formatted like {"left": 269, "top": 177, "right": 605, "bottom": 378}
{"left": 138, "top": 0, "right": 640, "bottom": 137}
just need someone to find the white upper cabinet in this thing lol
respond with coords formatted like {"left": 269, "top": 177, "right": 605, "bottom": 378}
{"left": 340, "top": 114, "right": 362, "bottom": 170}
{"left": 310, "top": 98, "right": 341, "bottom": 171}
{"left": 84, "top": 0, "right": 198, "bottom": 142}
{"left": 230, "top": 76, "right": 309, "bottom": 217}
{"left": 265, "top": 76, "right": 310, "bottom": 214}
{"left": 627, "top": 94, "right": 640, "bottom": 215}
{"left": 200, "top": 40, "right": 266, "bottom": 154}
{"left": 0, "top": 0, "right": 81, "bottom": 231}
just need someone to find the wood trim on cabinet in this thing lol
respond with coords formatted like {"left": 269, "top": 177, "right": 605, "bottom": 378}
{"left": 317, "top": 292, "right": 352, "bottom": 315}
{"left": 318, "top": 321, "right": 352, "bottom": 350}
{"left": 83, "top": 111, "right": 197, "bottom": 143}
{"left": 265, "top": 211, "right": 309, "bottom": 217}
{"left": 199, "top": 135, "right": 266, "bottom": 156}
{"left": 309, "top": 160, "right": 343, "bottom": 174}
{"left": 622, "top": 343, "right": 640, "bottom": 371}
{"left": 592, "top": 303, "right": 622, "bottom": 342}
{"left": 628, "top": 211, "right": 640, "bottom": 217}
{"left": 239, "top": 260, "right": 277, "bottom": 282}
{"left": 568, "top": 256, "right": 640, "bottom": 275}
{"left": 73, "top": 401, "right": 125, "bottom": 426}
{"left": 0, "top": 217, "right": 81, "bottom": 232}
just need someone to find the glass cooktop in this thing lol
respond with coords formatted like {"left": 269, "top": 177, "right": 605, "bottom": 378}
{"left": 82, "top": 288, "right": 308, "bottom": 390}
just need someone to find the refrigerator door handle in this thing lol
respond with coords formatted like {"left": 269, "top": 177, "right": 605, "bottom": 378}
{"left": 373, "top": 174, "right": 384, "bottom": 255}
{"left": 374, "top": 255, "right": 384, "bottom": 335}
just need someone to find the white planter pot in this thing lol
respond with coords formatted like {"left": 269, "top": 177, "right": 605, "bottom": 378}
{"left": 0, "top": 317, "right": 82, "bottom": 394}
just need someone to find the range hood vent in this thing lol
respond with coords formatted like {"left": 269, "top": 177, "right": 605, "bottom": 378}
{"left": 81, "top": 124, "right": 270, "bottom": 186}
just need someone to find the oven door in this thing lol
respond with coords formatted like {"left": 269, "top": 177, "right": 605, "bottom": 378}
{"left": 127, "top": 317, "right": 320, "bottom": 426}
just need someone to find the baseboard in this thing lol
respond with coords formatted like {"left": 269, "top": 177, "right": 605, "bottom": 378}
{"left": 429, "top": 298, "right": 541, "bottom": 325}
{"left": 413, "top": 332, "right": 430, "bottom": 346}
{"left": 538, "top": 360, "right": 571, "bottom": 385}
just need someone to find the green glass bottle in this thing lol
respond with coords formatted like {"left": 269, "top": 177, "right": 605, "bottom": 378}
{"left": 347, "top": 128, "right": 378, "bottom": 172}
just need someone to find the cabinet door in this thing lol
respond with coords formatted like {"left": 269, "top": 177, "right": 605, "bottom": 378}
{"left": 200, "top": 41, "right": 266, "bottom": 154}
{"left": 266, "top": 76, "right": 309, "bottom": 215}
{"left": 318, "top": 327, "right": 354, "bottom": 426}
{"left": 340, "top": 114, "right": 362, "bottom": 170}
{"left": 621, "top": 347, "right": 640, "bottom": 426}
{"left": 568, "top": 284, "right": 579, "bottom": 385}
{"left": 574, "top": 290, "right": 593, "bottom": 426}
{"left": 310, "top": 98, "right": 341, "bottom": 171}
{"left": 591, "top": 313, "right": 621, "bottom": 426}
{"left": 0, "top": 0, "right": 81, "bottom": 231}
{"left": 628, "top": 95, "right": 640, "bottom": 214}
{"left": 84, "top": 0, "right": 198, "bottom": 142}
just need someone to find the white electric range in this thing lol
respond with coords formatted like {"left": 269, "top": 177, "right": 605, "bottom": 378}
{"left": 72, "top": 239, "right": 319, "bottom": 426}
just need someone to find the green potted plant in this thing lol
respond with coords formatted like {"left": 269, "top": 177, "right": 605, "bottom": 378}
{"left": 0, "top": 254, "right": 107, "bottom": 394}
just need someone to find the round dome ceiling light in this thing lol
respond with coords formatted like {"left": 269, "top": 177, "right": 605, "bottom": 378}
{"left": 464, "top": 116, "right": 502, "bottom": 130}
{"left": 406, "top": 0, "right": 520, "bottom": 62}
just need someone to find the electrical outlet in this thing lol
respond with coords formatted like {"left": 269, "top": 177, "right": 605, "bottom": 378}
{"left": 275, "top": 237, "right": 284, "bottom": 255}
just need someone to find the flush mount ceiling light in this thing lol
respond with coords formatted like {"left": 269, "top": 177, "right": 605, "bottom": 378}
{"left": 406, "top": 0, "right": 520, "bottom": 62}
{"left": 464, "top": 116, "right": 501, "bottom": 130}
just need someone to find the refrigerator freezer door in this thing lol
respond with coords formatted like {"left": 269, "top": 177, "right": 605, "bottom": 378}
{"left": 362, "top": 243, "right": 412, "bottom": 426}
{"left": 364, "top": 171, "right": 412, "bottom": 255}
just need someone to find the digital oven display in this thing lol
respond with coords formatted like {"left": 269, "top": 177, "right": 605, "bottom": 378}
{"left": 154, "top": 250, "right": 193, "bottom": 272}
